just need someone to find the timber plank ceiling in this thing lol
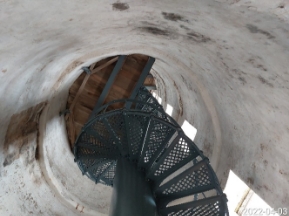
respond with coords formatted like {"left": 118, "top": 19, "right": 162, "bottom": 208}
{"left": 65, "top": 54, "right": 156, "bottom": 149}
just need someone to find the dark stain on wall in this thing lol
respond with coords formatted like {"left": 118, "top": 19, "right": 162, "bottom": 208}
{"left": 247, "top": 177, "right": 255, "bottom": 185}
{"left": 138, "top": 26, "right": 170, "bottom": 36}
{"left": 112, "top": 2, "right": 129, "bottom": 11}
{"left": 258, "top": 75, "right": 274, "bottom": 87}
{"left": 247, "top": 57, "right": 268, "bottom": 72}
{"left": 187, "top": 31, "right": 211, "bottom": 42}
{"left": 238, "top": 76, "right": 247, "bottom": 85}
{"left": 180, "top": 75, "right": 193, "bottom": 91}
{"left": 162, "top": 12, "right": 188, "bottom": 22}
{"left": 180, "top": 25, "right": 190, "bottom": 30}
{"left": 257, "top": 64, "right": 268, "bottom": 71}
{"left": 173, "top": 81, "right": 183, "bottom": 116}
{"left": 203, "top": 139, "right": 213, "bottom": 158}
{"left": 278, "top": 3, "right": 285, "bottom": 9}
{"left": 3, "top": 101, "right": 47, "bottom": 166}
{"left": 3, "top": 153, "right": 16, "bottom": 167}
{"left": 246, "top": 24, "right": 275, "bottom": 39}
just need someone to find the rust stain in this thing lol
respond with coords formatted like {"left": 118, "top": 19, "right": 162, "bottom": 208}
{"left": 3, "top": 101, "right": 47, "bottom": 166}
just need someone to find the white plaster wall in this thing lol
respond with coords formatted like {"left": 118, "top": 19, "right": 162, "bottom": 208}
{"left": 0, "top": 0, "right": 288, "bottom": 215}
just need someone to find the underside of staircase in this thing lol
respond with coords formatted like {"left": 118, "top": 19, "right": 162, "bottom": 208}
{"left": 65, "top": 55, "right": 228, "bottom": 216}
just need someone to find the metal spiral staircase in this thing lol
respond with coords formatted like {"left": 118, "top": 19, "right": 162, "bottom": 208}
{"left": 73, "top": 56, "right": 228, "bottom": 216}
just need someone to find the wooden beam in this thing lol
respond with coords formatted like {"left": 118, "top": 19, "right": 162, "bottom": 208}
{"left": 67, "top": 57, "right": 119, "bottom": 147}
{"left": 70, "top": 74, "right": 90, "bottom": 111}
{"left": 91, "top": 57, "right": 118, "bottom": 74}
{"left": 70, "top": 57, "right": 119, "bottom": 112}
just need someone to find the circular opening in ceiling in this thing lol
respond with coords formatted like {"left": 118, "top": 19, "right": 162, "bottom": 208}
{"left": 64, "top": 54, "right": 156, "bottom": 150}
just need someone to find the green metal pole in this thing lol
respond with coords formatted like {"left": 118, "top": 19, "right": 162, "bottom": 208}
{"left": 109, "top": 158, "right": 157, "bottom": 216}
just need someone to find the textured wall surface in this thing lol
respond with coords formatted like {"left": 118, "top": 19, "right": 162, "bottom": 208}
{"left": 0, "top": 0, "right": 288, "bottom": 215}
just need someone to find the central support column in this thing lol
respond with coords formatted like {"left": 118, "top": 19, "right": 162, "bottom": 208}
{"left": 109, "top": 158, "right": 157, "bottom": 216}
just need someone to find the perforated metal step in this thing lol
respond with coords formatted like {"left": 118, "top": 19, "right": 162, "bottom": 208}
{"left": 74, "top": 88, "right": 228, "bottom": 216}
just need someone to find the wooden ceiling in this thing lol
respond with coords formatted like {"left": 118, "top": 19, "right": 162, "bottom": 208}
{"left": 65, "top": 54, "right": 155, "bottom": 149}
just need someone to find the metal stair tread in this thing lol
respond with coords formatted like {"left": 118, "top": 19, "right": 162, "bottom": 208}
{"left": 73, "top": 86, "right": 228, "bottom": 215}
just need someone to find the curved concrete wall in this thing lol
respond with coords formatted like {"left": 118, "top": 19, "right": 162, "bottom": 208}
{"left": 0, "top": 0, "right": 288, "bottom": 215}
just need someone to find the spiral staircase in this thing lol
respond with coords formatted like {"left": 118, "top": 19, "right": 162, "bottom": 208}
{"left": 73, "top": 56, "right": 228, "bottom": 216}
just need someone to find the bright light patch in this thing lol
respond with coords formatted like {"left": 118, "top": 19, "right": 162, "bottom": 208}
{"left": 152, "top": 92, "right": 162, "bottom": 104}
{"left": 181, "top": 120, "right": 197, "bottom": 141}
{"left": 224, "top": 170, "right": 250, "bottom": 216}
{"left": 166, "top": 104, "right": 173, "bottom": 116}
{"left": 224, "top": 170, "right": 280, "bottom": 216}
{"left": 157, "top": 96, "right": 162, "bottom": 104}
